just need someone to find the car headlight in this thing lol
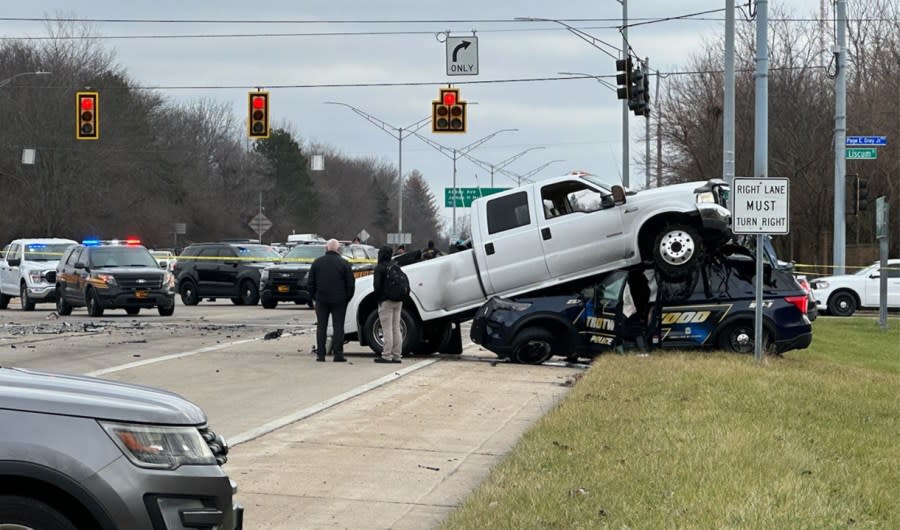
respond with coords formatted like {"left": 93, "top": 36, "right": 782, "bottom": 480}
{"left": 29, "top": 271, "right": 44, "bottom": 284}
{"left": 260, "top": 269, "right": 269, "bottom": 282}
{"left": 696, "top": 191, "right": 717, "bottom": 204}
{"left": 164, "top": 272, "right": 175, "bottom": 289}
{"left": 493, "top": 299, "right": 532, "bottom": 312}
{"left": 811, "top": 281, "right": 828, "bottom": 290}
{"left": 95, "top": 273, "right": 117, "bottom": 286}
{"left": 100, "top": 421, "right": 216, "bottom": 470}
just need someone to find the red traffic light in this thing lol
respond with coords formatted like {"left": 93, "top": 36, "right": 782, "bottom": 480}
{"left": 76, "top": 92, "right": 99, "bottom": 140}
{"left": 442, "top": 92, "right": 457, "bottom": 105}
{"left": 432, "top": 88, "right": 466, "bottom": 133}
{"left": 247, "top": 91, "right": 270, "bottom": 139}
{"left": 80, "top": 97, "right": 93, "bottom": 110}
{"left": 252, "top": 96, "right": 266, "bottom": 109}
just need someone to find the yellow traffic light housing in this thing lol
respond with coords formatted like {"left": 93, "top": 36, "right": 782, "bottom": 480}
{"left": 76, "top": 91, "right": 99, "bottom": 140}
{"left": 248, "top": 91, "right": 270, "bottom": 139}
{"left": 432, "top": 88, "right": 466, "bottom": 133}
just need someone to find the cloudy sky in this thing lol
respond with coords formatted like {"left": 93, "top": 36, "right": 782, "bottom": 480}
{"left": 2, "top": 1, "right": 822, "bottom": 236}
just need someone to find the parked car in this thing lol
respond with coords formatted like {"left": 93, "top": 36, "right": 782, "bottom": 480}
{"left": 810, "top": 259, "right": 900, "bottom": 316}
{"left": 0, "top": 238, "right": 77, "bottom": 310}
{"left": 173, "top": 242, "right": 282, "bottom": 306}
{"left": 0, "top": 366, "right": 242, "bottom": 529}
{"left": 471, "top": 252, "right": 813, "bottom": 364}
{"left": 55, "top": 240, "right": 176, "bottom": 317}
{"left": 149, "top": 249, "right": 176, "bottom": 271}
{"left": 260, "top": 242, "right": 377, "bottom": 309}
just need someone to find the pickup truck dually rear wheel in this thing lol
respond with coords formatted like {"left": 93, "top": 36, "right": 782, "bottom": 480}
{"left": 0, "top": 495, "right": 77, "bottom": 530}
{"left": 653, "top": 223, "right": 704, "bottom": 279}
{"left": 511, "top": 328, "right": 555, "bottom": 365}
{"left": 363, "top": 308, "right": 421, "bottom": 355}
{"left": 20, "top": 283, "right": 36, "bottom": 311}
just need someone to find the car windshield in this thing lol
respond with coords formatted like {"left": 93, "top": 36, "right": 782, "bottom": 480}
{"left": 595, "top": 270, "right": 628, "bottom": 302}
{"left": 25, "top": 243, "right": 72, "bottom": 262}
{"left": 90, "top": 247, "right": 159, "bottom": 268}
{"left": 855, "top": 264, "right": 878, "bottom": 277}
{"left": 235, "top": 245, "right": 281, "bottom": 260}
{"left": 285, "top": 246, "right": 325, "bottom": 259}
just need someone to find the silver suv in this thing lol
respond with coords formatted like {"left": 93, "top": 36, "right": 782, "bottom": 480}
{"left": 0, "top": 238, "right": 77, "bottom": 310}
{"left": 0, "top": 367, "right": 243, "bottom": 529}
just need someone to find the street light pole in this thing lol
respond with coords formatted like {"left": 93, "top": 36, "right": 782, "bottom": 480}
{"left": 488, "top": 146, "right": 545, "bottom": 187}
{"left": 0, "top": 70, "right": 51, "bottom": 89}
{"left": 510, "top": 160, "right": 565, "bottom": 186}
{"left": 412, "top": 128, "right": 517, "bottom": 238}
{"left": 323, "top": 101, "right": 430, "bottom": 234}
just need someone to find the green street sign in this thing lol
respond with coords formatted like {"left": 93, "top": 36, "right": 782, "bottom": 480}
{"left": 444, "top": 187, "right": 509, "bottom": 207}
{"left": 846, "top": 148, "right": 877, "bottom": 160}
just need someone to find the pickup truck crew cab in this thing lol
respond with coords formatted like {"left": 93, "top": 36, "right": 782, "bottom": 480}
{"left": 0, "top": 238, "right": 77, "bottom": 310}
{"left": 343, "top": 172, "right": 731, "bottom": 355}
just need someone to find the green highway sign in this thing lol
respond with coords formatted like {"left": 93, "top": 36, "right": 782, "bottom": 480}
{"left": 846, "top": 148, "right": 877, "bottom": 160}
{"left": 445, "top": 187, "right": 509, "bottom": 207}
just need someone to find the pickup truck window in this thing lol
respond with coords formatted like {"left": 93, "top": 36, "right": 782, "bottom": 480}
{"left": 541, "top": 180, "right": 611, "bottom": 218}
{"left": 487, "top": 191, "right": 531, "bottom": 234}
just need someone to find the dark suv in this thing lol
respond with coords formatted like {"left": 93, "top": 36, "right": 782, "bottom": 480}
{"left": 471, "top": 251, "right": 813, "bottom": 364}
{"left": 55, "top": 241, "right": 176, "bottom": 317}
{"left": 173, "top": 242, "right": 282, "bottom": 306}
{"left": 260, "top": 243, "right": 376, "bottom": 309}
{"left": 0, "top": 366, "right": 242, "bottom": 529}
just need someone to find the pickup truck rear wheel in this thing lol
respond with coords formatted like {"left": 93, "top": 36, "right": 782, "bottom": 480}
{"left": 20, "top": 283, "right": 36, "bottom": 311}
{"left": 511, "top": 328, "right": 555, "bottom": 365}
{"left": 0, "top": 495, "right": 77, "bottom": 530}
{"left": 653, "top": 223, "right": 704, "bottom": 279}
{"left": 363, "top": 308, "right": 422, "bottom": 356}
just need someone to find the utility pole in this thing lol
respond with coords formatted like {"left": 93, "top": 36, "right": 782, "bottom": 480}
{"left": 621, "top": 0, "right": 630, "bottom": 187}
{"left": 644, "top": 57, "right": 650, "bottom": 189}
{"left": 323, "top": 101, "right": 429, "bottom": 234}
{"left": 723, "top": 0, "right": 736, "bottom": 187}
{"left": 655, "top": 69, "right": 662, "bottom": 187}
{"left": 833, "top": 0, "right": 848, "bottom": 275}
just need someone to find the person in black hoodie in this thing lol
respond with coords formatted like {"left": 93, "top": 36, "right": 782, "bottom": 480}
{"left": 307, "top": 239, "right": 356, "bottom": 362}
{"left": 372, "top": 245, "right": 403, "bottom": 363}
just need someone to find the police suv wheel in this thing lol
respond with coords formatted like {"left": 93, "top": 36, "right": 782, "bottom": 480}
{"left": 717, "top": 321, "right": 770, "bottom": 354}
{"left": 0, "top": 495, "right": 77, "bottom": 530}
{"left": 0, "top": 293, "right": 9, "bottom": 309}
{"left": 85, "top": 289, "right": 104, "bottom": 317}
{"left": 179, "top": 280, "right": 199, "bottom": 305}
{"left": 55, "top": 287, "right": 72, "bottom": 316}
{"left": 511, "top": 328, "right": 555, "bottom": 365}
{"left": 239, "top": 280, "right": 259, "bottom": 306}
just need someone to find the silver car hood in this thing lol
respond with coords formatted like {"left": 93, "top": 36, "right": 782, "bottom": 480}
{"left": 0, "top": 367, "right": 206, "bottom": 425}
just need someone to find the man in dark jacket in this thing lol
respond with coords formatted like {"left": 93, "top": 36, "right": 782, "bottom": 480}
{"left": 307, "top": 239, "right": 356, "bottom": 362}
{"left": 372, "top": 245, "right": 403, "bottom": 363}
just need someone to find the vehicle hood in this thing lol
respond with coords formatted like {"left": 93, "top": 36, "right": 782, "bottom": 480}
{"left": 267, "top": 262, "right": 312, "bottom": 272}
{"left": 811, "top": 274, "right": 859, "bottom": 285}
{"left": 20, "top": 259, "right": 61, "bottom": 270}
{"left": 89, "top": 267, "right": 165, "bottom": 276}
{"left": 0, "top": 367, "right": 207, "bottom": 425}
{"left": 634, "top": 180, "right": 706, "bottom": 198}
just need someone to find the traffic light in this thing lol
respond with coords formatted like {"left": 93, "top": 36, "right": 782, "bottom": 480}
{"left": 615, "top": 58, "right": 633, "bottom": 100}
{"left": 857, "top": 176, "right": 869, "bottom": 211}
{"left": 76, "top": 91, "right": 99, "bottom": 140}
{"left": 432, "top": 88, "right": 466, "bottom": 133}
{"left": 847, "top": 174, "right": 858, "bottom": 215}
{"left": 248, "top": 91, "right": 270, "bottom": 139}
{"left": 628, "top": 67, "right": 648, "bottom": 116}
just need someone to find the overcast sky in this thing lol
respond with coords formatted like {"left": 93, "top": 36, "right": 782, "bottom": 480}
{"left": 2, "top": 1, "right": 822, "bottom": 237}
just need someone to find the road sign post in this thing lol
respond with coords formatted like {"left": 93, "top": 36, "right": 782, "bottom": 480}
{"left": 876, "top": 197, "right": 889, "bottom": 329}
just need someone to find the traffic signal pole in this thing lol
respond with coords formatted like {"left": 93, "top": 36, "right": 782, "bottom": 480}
{"left": 621, "top": 0, "right": 630, "bottom": 188}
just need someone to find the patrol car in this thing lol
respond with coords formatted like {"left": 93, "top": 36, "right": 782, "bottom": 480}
{"left": 55, "top": 240, "right": 176, "bottom": 317}
{"left": 470, "top": 251, "right": 812, "bottom": 364}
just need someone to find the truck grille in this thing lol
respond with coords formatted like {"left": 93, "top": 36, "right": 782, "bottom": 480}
{"left": 117, "top": 274, "right": 163, "bottom": 289}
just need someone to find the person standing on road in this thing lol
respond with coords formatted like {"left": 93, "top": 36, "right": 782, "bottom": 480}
{"left": 307, "top": 239, "right": 355, "bottom": 362}
{"left": 421, "top": 240, "right": 442, "bottom": 260}
{"left": 373, "top": 245, "right": 403, "bottom": 363}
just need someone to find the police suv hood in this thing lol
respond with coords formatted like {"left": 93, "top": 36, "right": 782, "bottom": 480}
{"left": 267, "top": 262, "right": 313, "bottom": 272}
{"left": 0, "top": 367, "right": 207, "bottom": 425}
{"left": 90, "top": 266, "right": 166, "bottom": 275}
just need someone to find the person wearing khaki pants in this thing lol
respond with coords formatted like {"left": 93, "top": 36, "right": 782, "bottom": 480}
{"left": 373, "top": 245, "right": 403, "bottom": 363}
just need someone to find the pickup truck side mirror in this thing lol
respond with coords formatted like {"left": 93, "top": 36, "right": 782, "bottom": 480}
{"left": 75, "top": 262, "right": 87, "bottom": 269}
{"left": 611, "top": 185, "right": 627, "bottom": 206}
{"left": 158, "top": 261, "right": 168, "bottom": 269}
{"left": 869, "top": 273, "right": 880, "bottom": 279}
{"left": 7, "top": 258, "right": 20, "bottom": 267}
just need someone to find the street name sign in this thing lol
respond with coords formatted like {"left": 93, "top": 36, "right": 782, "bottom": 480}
{"left": 731, "top": 177, "right": 790, "bottom": 235}
{"left": 445, "top": 187, "right": 508, "bottom": 207}
{"left": 846, "top": 136, "right": 887, "bottom": 146}
{"left": 446, "top": 36, "right": 479, "bottom": 76}
{"left": 846, "top": 148, "right": 877, "bottom": 160}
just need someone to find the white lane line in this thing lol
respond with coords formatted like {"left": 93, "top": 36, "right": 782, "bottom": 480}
{"left": 84, "top": 338, "right": 260, "bottom": 377}
{"left": 229, "top": 358, "right": 440, "bottom": 447}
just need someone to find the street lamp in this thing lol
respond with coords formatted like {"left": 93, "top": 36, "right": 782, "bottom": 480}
{"left": 412, "top": 128, "right": 517, "bottom": 239}
{"left": 0, "top": 70, "right": 51, "bottom": 88}
{"left": 510, "top": 160, "right": 566, "bottom": 186}
{"left": 487, "top": 146, "right": 545, "bottom": 187}
{"left": 323, "top": 101, "right": 430, "bottom": 236}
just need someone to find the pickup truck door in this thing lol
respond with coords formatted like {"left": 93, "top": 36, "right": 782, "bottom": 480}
{"left": 538, "top": 180, "right": 627, "bottom": 279}
{"left": 477, "top": 189, "right": 550, "bottom": 293}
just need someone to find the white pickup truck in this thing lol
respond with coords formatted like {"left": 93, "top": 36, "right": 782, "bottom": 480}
{"left": 344, "top": 172, "right": 731, "bottom": 355}
{"left": 0, "top": 238, "right": 78, "bottom": 310}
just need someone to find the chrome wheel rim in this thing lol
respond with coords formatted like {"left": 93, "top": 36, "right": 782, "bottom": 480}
{"left": 658, "top": 230, "right": 696, "bottom": 266}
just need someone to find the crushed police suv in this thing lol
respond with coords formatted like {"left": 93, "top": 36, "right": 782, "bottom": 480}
{"left": 54, "top": 239, "right": 176, "bottom": 317}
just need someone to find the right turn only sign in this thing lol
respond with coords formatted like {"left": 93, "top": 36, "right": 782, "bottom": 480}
{"left": 731, "top": 177, "right": 790, "bottom": 235}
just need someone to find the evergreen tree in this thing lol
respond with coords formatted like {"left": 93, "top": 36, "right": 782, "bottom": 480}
{"left": 253, "top": 129, "right": 317, "bottom": 240}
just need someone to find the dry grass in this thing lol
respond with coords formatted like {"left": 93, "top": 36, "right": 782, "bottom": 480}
{"left": 442, "top": 318, "right": 900, "bottom": 529}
